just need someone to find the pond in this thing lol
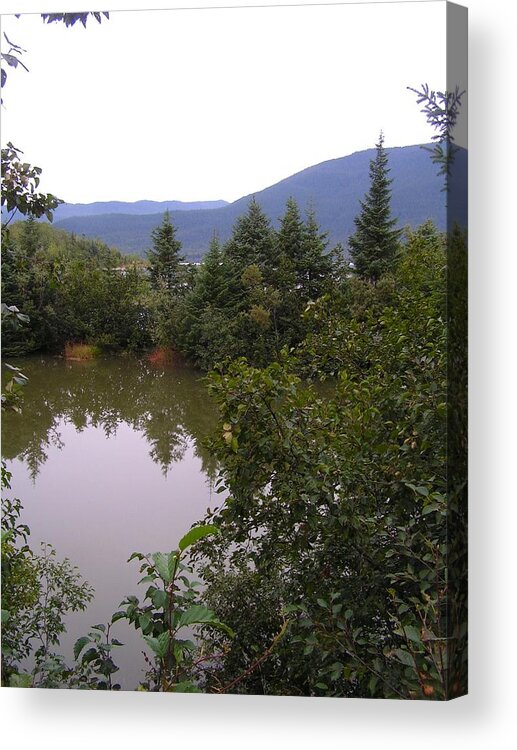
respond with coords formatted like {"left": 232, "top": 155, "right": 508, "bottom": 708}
{"left": 2, "top": 355, "right": 222, "bottom": 689}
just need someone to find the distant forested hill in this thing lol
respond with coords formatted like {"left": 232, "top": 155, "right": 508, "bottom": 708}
{"left": 1, "top": 200, "right": 228, "bottom": 226}
{"left": 51, "top": 144, "right": 466, "bottom": 261}
{"left": 46, "top": 199, "right": 229, "bottom": 221}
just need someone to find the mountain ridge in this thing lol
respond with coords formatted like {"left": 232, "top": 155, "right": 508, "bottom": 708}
{"left": 44, "top": 198, "right": 229, "bottom": 221}
{"left": 50, "top": 144, "right": 466, "bottom": 260}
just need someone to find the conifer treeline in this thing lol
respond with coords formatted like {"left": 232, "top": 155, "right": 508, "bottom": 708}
{"left": 156, "top": 196, "right": 339, "bottom": 369}
{"left": 2, "top": 133, "right": 401, "bottom": 369}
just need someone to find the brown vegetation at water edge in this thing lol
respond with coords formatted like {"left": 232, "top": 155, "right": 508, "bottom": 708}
{"left": 146, "top": 347, "right": 184, "bottom": 367}
{"left": 63, "top": 343, "right": 100, "bottom": 360}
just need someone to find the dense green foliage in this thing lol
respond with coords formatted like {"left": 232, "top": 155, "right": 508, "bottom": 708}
{"left": 176, "top": 198, "right": 337, "bottom": 369}
{"left": 115, "top": 525, "right": 235, "bottom": 692}
{"left": 2, "top": 197, "right": 338, "bottom": 368}
{"left": 1, "top": 465, "right": 39, "bottom": 671}
{"left": 1, "top": 511, "right": 235, "bottom": 691}
{"left": 1, "top": 462, "right": 94, "bottom": 687}
{"left": 1, "top": 220, "right": 150, "bottom": 355}
{"left": 1, "top": 143, "right": 63, "bottom": 223}
{"left": 192, "top": 221, "right": 467, "bottom": 699}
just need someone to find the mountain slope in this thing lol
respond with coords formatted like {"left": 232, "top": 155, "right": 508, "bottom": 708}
{"left": 53, "top": 145, "right": 466, "bottom": 260}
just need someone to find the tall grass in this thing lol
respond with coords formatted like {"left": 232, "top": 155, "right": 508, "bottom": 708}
{"left": 63, "top": 343, "right": 101, "bottom": 360}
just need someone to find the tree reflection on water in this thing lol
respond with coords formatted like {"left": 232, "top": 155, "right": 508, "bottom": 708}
{"left": 1, "top": 356, "right": 219, "bottom": 482}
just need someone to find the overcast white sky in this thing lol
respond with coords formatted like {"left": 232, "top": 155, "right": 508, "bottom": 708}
{"left": 0, "top": 1, "right": 446, "bottom": 203}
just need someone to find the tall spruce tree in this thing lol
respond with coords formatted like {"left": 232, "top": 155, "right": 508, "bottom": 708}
{"left": 147, "top": 210, "right": 185, "bottom": 294}
{"left": 224, "top": 198, "right": 275, "bottom": 276}
{"left": 190, "top": 234, "right": 231, "bottom": 310}
{"left": 221, "top": 198, "right": 276, "bottom": 311}
{"left": 301, "top": 207, "right": 332, "bottom": 300}
{"left": 275, "top": 198, "right": 303, "bottom": 293}
{"left": 348, "top": 132, "right": 401, "bottom": 283}
{"left": 277, "top": 198, "right": 305, "bottom": 265}
{"left": 276, "top": 198, "right": 332, "bottom": 302}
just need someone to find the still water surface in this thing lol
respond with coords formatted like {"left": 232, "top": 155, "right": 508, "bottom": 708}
{"left": 2, "top": 355, "right": 221, "bottom": 688}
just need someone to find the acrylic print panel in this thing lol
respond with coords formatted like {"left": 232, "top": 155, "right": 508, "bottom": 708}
{"left": 1, "top": 1, "right": 467, "bottom": 698}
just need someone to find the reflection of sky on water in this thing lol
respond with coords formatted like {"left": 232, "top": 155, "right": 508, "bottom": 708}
{"left": 2, "top": 357, "right": 222, "bottom": 689}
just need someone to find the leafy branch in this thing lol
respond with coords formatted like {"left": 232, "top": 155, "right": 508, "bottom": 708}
{"left": 1, "top": 13, "right": 109, "bottom": 96}
{"left": 214, "top": 616, "right": 289, "bottom": 694}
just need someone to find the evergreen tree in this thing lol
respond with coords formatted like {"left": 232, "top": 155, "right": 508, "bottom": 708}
{"left": 276, "top": 198, "right": 305, "bottom": 268}
{"left": 224, "top": 198, "right": 275, "bottom": 277}
{"left": 147, "top": 211, "right": 185, "bottom": 294}
{"left": 348, "top": 132, "right": 401, "bottom": 283}
{"left": 219, "top": 198, "right": 275, "bottom": 315}
{"left": 276, "top": 198, "right": 332, "bottom": 302}
{"left": 189, "top": 234, "right": 231, "bottom": 310}
{"left": 19, "top": 215, "right": 41, "bottom": 259}
{"left": 300, "top": 207, "right": 332, "bottom": 300}
{"left": 275, "top": 197, "right": 302, "bottom": 298}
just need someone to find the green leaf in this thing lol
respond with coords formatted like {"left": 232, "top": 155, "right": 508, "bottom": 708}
{"left": 151, "top": 589, "right": 168, "bottom": 609}
{"left": 99, "top": 657, "right": 119, "bottom": 676}
{"left": 74, "top": 636, "right": 91, "bottom": 660}
{"left": 143, "top": 631, "right": 169, "bottom": 659}
{"left": 151, "top": 552, "right": 177, "bottom": 584}
{"left": 175, "top": 604, "right": 234, "bottom": 637}
{"left": 402, "top": 625, "right": 422, "bottom": 644}
{"left": 178, "top": 524, "right": 219, "bottom": 552}
{"left": 368, "top": 674, "right": 379, "bottom": 694}
{"left": 174, "top": 638, "right": 196, "bottom": 654}
{"left": 175, "top": 604, "right": 217, "bottom": 629}
{"left": 81, "top": 647, "right": 99, "bottom": 665}
{"left": 10, "top": 673, "right": 32, "bottom": 688}
{"left": 391, "top": 648, "right": 416, "bottom": 668}
{"left": 139, "top": 613, "right": 152, "bottom": 632}
{"left": 422, "top": 504, "right": 440, "bottom": 515}
{"left": 138, "top": 574, "right": 156, "bottom": 584}
{"left": 142, "top": 636, "right": 159, "bottom": 655}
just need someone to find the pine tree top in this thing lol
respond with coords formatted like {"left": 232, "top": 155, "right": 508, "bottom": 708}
{"left": 348, "top": 131, "right": 401, "bottom": 283}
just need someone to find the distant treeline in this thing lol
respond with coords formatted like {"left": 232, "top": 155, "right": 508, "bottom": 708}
{"left": 1, "top": 197, "right": 343, "bottom": 368}
{"left": 1, "top": 220, "right": 149, "bottom": 355}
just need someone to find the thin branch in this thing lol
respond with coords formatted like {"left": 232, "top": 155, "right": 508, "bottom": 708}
{"left": 215, "top": 617, "right": 288, "bottom": 694}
